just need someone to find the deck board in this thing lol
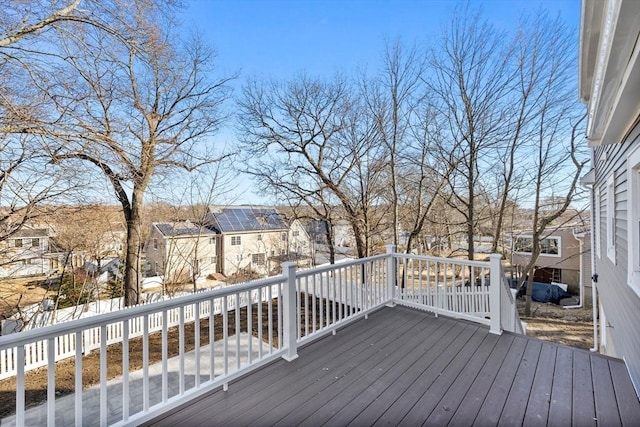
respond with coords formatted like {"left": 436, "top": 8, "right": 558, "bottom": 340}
{"left": 548, "top": 346, "right": 574, "bottom": 426}
{"left": 523, "top": 343, "right": 557, "bottom": 426}
{"left": 572, "top": 350, "right": 597, "bottom": 427}
{"left": 144, "top": 305, "right": 640, "bottom": 427}
{"left": 448, "top": 333, "right": 515, "bottom": 426}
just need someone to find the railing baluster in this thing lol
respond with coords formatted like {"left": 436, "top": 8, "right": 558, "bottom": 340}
{"left": 209, "top": 298, "right": 215, "bottom": 382}
{"left": 16, "top": 345, "right": 25, "bottom": 427}
{"left": 75, "top": 332, "right": 82, "bottom": 427}
{"left": 179, "top": 306, "right": 185, "bottom": 395}
{"left": 47, "top": 338, "right": 55, "bottom": 427}
{"left": 235, "top": 293, "right": 241, "bottom": 370}
{"left": 143, "top": 314, "right": 149, "bottom": 412}
{"left": 223, "top": 297, "right": 228, "bottom": 376}
{"left": 100, "top": 325, "right": 107, "bottom": 426}
{"left": 247, "top": 292, "right": 252, "bottom": 364}
{"left": 161, "top": 310, "right": 168, "bottom": 403}
{"left": 122, "top": 319, "right": 129, "bottom": 422}
{"left": 195, "top": 302, "right": 201, "bottom": 388}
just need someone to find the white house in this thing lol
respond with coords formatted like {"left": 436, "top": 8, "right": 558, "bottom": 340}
{"left": 206, "top": 206, "right": 312, "bottom": 276}
{"left": 0, "top": 227, "right": 72, "bottom": 278}
{"left": 579, "top": 0, "right": 640, "bottom": 393}
{"left": 144, "top": 221, "right": 218, "bottom": 283}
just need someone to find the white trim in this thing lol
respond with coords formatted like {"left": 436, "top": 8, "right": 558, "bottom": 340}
{"left": 595, "top": 186, "right": 601, "bottom": 259}
{"left": 627, "top": 145, "right": 640, "bottom": 296}
{"left": 606, "top": 173, "right": 616, "bottom": 263}
{"left": 586, "top": 0, "right": 619, "bottom": 140}
{"left": 513, "top": 235, "right": 562, "bottom": 258}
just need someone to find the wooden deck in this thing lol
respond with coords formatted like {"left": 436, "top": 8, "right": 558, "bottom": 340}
{"left": 145, "top": 305, "right": 640, "bottom": 426}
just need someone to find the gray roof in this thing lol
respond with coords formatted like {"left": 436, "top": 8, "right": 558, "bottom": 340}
{"left": 11, "top": 228, "right": 49, "bottom": 238}
{"left": 207, "top": 207, "right": 288, "bottom": 233}
{"left": 154, "top": 222, "right": 217, "bottom": 237}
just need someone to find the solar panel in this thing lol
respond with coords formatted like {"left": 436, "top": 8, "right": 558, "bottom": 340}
{"left": 210, "top": 207, "right": 288, "bottom": 232}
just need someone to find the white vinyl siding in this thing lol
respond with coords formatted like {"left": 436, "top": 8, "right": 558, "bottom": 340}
{"left": 606, "top": 173, "right": 616, "bottom": 263}
{"left": 627, "top": 146, "right": 640, "bottom": 295}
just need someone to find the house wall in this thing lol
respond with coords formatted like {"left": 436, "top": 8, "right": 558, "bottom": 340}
{"left": 289, "top": 220, "right": 313, "bottom": 258}
{"left": 144, "top": 226, "right": 166, "bottom": 277}
{"left": 145, "top": 226, "right": 218, "bottom": 283}
{"left": 220, "top": 230, "right": 288, "bottom": 276}
{"left": 164, "top": 235, "right": 217, "bottom": 283}
{"left": 510, "top": 228, "right": 584, "bottom": 292}
{"left": 0, "top": 235, "right": 56, "bottom": 278}
{"left": 593, "top": 120, "right": 640, "bottom": 391}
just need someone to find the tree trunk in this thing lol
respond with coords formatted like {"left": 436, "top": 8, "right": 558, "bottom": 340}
{"left": 123, "top": 189, "right": 144, "bottom": 306}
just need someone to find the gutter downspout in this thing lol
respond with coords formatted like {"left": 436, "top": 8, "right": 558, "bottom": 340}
{"left": 587, "top": 149, "right": 598, "bottom": 353}
{"left": 564, "top": 230, "right": 585, "bottom": 309}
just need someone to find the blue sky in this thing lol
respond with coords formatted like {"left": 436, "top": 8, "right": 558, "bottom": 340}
{"left": 177, "top": 0, "right": 582, "bottom": 205}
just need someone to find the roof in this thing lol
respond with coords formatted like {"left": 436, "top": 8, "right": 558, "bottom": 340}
{"left": 207, "top": 206, "right": 288, "bottom": 233}
{"left": 579, "top": 0, "right": 640, "bottom": 145}
{"left": 10, "top": 228, "right": 49, "bottom": 238}
{"left": 154, "top": 221, "right": 217, "bottom": 237}
{"left": 148, "top": 306, "right": 640, "bottom": 426}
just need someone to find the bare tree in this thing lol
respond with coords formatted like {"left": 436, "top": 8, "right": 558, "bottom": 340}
{"left": 2, "top": 2, "right": 233, "bottom": 305}
{"left": 489, "top": 10, "right": 578, "bottom": 253}
{"left": 518, "top": 114, "right": 587, "bottom": 315}
{"left": 427, "top": 4, "right": 512, "bottom": 261}
{"left": 238, "top": 74, "right": 380, "bottom": 258}
{"left": 363, "top": 39, "right": 425, "bottom": 247}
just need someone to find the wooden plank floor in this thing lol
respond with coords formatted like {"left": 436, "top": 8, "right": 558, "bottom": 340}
{"left": 145, "top": 305, "right": 640, "bottom": 426}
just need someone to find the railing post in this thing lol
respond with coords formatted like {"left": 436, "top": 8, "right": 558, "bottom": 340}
{"left": 386, "top": 245, "right": 396, "bottom": 306}
{"left": 489, "top": 254, "right": 502, "bottom": 335}
{"left": 282, "top": 262, "right": 298, "bottom": 361}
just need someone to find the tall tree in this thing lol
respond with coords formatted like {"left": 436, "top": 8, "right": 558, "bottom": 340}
{"left": 4, "top": 1, "right": 232, "bottom": 305}
{"left": 489, "top": 10, "right": 579, "bottom": 253}
{"left": 364, "top": 40, "right": 425, "bottom": 247}
{"left": 238, "top": 74, "right": 379, "bottom": 258}
{"left": 427, "top": 4, "right": 512, "bottom": 261}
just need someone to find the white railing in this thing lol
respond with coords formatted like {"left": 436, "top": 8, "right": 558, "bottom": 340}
{"left": 0, "top": 289, "right": 277, "bottom": 380}
{"left": 500, "top": 265, "right": 526, "bottom": 335}
{"left": 390, "top": 249, "right": 522, "bottom": 335}
{"left": 0, "top": 248, "right": 522, "bottom": 426}
{"left": 0, "top": 277, "right": 289, "bottom": 427}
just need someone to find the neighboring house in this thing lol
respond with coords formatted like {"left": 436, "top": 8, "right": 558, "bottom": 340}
{"left": 206, "top": 206, "right": 310, "bottom": 276}
{"left": 288, "top": 219, "right": 313, "bottom": 259}
{"left": 305, "top": 219, "right": 330, "bottom": 245}
{"left": 580, "top": 0, "right": 640, "bottom": 392}
{"left": 0, "top": 227, "right": 78, "bottom": 278}
{"left": 144, "top": 221, "right": 218, "bottom": 283}
{"left": 510, "top": 226, "right": 592, "bottom": 304}
{"left": 333, "top": 219, "right": 355, "bottom": 247}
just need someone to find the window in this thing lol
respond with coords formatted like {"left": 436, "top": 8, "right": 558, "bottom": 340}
{"left": 252, "top": 253, "right": 266, "bottom": 266}
{"left": 627, "top": 147, "right": 640, "bottom": 294}
{"left": 281, "top": 232, "right": 287, "bottom": 241}
{"left": 235, "top": 254, "right": 242, "bottom": 262}
{"left": 292, "top": 230, "right": 299, "bottom": 237}
{"left": 14, "top": 239, "right": 22, "bottom": 248}
{"left": 209, "top": 237, "right": 216, "bottom": 245}
{"left": 514, "top": 236, "right": 560, "bottom": 256}
{"left": 606, "top": 173, "right": 616, "bottom": 262}
{"left": 231, "top": 236, "right": 241, "bottom": 246}
{"left": 257, "top": 234, "right": 262, "bottom": 241}
{"left": 153, "top": 238, "right": 158, "bottom": 250}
